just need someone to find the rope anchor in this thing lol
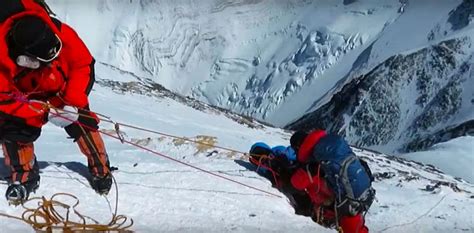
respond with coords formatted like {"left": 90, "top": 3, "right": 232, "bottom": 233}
{"left": 114, "top": 122, "right": 125, "bottom": 143}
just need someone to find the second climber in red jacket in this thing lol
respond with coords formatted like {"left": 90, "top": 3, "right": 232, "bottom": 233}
{"left": 0, "top": 0, "right": 112, "bottom": 203}
{"left": 289, "top": 130, "right": 373, "bottom": 233}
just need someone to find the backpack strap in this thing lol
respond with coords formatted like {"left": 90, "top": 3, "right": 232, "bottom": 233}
{"left": 339, "top": 155, "right": 357, "bottom": 199}
{"left": 305, "top": 163, "right": 322, "bottom": 196}
{"left": 305, "top": 164, "right": 314, "bottom": 183}
{"left": 359, "top": 158, "right": 374, "bottom": 182}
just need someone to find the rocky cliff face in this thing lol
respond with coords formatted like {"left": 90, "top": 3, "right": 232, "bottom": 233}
{"left": 288, "top": 37, "right": 474, "bottom": 153}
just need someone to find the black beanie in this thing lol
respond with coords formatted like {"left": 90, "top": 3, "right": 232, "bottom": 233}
{"left": 8, "top": 16, "right": 58, "bottom": 59}
{"left": 290, "top": 130, "right": 308, "bottom": 150}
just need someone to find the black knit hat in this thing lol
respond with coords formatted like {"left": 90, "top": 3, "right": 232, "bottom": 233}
{"left": 8, "top": 16, "right": 60, "bottom": 61}
{"left": 290, "top": 130, "right": 308, "bottom": 152}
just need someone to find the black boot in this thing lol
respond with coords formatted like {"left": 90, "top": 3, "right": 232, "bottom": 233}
{"left": 90, "top": 173, "right": 112, "bottom": 195}
{"left": 5, "top": 177, "right": 40, "bottom": 204}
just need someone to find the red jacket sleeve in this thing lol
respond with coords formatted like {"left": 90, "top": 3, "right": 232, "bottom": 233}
{"left": 291, "top": 166, "right": 335, "bottom": 207}
{"left": 59, "top": 23, "right": 95, "bottom": 108}
{"left": 0, "top": 74, "right": 46, "bottom": 128}
{"left": 291, "top": 168, "right": 311, "bottom": 191}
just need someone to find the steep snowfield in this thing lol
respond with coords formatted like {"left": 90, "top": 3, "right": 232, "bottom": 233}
{"left": 1, "top": 65, "right": 473, "bottom": 232}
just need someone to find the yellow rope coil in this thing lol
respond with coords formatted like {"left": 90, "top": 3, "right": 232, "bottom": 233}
{"left": 0, "top": 192, "right": 133, "bottom": 232}
{"left": 0, "top": 175, "right": 133, "bottom": 232}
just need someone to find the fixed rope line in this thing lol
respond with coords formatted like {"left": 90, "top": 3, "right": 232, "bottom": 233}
{"left": 44, "top": 101, "right": 282, "bottom": 198}
{"left": 0, "top": 93, "right": 259, "bottom": 159}
{"left": 41, "top": 100, "right": 284, "bottom": 166}
{"left": 0, "top": 88, "right": 282, "bottom": 230}
{"left": 97, "top": 126, "right": 281, "bottom": 198}
{"left": 379, "top": 194, "right": 449, "bottom": 232}
{"left": 2, "top": 94, "right": 281, "bottom": 197}
{"left": 46, "top": 102, "right": 251, "bottom": 156}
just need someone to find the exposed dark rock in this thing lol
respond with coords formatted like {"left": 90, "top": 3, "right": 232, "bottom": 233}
{"left": 405, "top": 120, "right": 474, "bottom": 152}
{"left": 343, "top": 0, "right": 357, "bottom": 5}
{"left": 448, "top": 0, "right": 474, "bottom": 31}
{"left": 287, "top": 38, "right": 473, "bottom": 153}
{"left": 374, "top": 172, "right": 396, "bottom": 181}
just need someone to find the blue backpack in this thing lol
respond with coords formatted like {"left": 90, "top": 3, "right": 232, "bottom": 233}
{"left": 249, "top": 142, "right": 273, "bottom": 174}
{"left": 311, "top": 135, "right": 375, "bottom": 215}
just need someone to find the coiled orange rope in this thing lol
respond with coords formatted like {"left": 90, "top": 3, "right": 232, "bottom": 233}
{"left": 0, "top": 175, "right": 133, "bottom": 232}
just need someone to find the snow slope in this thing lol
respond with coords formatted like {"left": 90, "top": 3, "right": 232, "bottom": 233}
{"left": 1, "top": 65, "right": 473, "bottom": 232}
{"left": 401, "top": 136, "right": 474, "bottom": 183}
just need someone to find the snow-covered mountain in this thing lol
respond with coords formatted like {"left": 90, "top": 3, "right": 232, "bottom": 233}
{"left": 48, "top": 1, "right": 472, "bottom": 147}
{"left": 288, "top": 37, "right": 474, "bottom": 152}
{"left": 1, "top": 64, "right": 473, "bottom": 232}
{"left": 47, "top": 0, "right": 403, "bottom": 126}
{"left": 45, "top": 0, "right": 474, "bottom": 184}
{"left": 287, "top": 0, "right": 474, "bottom": 154}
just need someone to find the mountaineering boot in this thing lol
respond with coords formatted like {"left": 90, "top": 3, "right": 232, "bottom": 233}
{"left": 2, "top": 141, "right": 40, "bottom": 204}
{"left": 75, "top": 130, "right": 112, "bottom": 195}
{"left": 5, "top": 182, "right": 28, "bottom": 204}
{"left": 76, "top": 130, "right": 110, "bottom": 176}
{"left": 90, "top": 173, "right": 113, "bottom": 195}
{"left": 5, "top": 177, "right": 40, "bottom": 205}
